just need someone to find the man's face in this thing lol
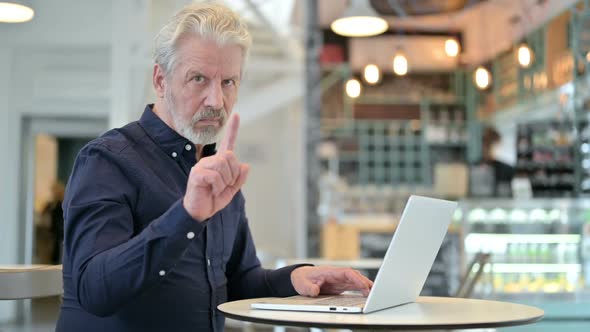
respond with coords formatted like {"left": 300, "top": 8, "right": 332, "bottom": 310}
{"left": 163, "top": 36, "right": 242, "bottom": 145}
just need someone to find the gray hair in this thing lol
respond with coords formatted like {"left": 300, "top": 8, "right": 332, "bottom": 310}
{"left": 153, "top": 1, "right": 252, "bottom": 77}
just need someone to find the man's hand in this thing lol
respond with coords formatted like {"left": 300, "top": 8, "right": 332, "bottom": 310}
{"left": 183, "top": 113, "right": 249, "bottom": 222}
{"left": 291, "top": 266, "right": 374, "bottom": 297}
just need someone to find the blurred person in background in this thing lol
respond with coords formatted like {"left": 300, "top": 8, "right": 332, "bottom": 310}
{"left": 42, "top": 181, "right": 65, "bottom": 264}
{"left": 55, "top": 3, "right": 372, "bottom": 332}
{"left": 471, "top": 126, "right": 514, "bottom": 197}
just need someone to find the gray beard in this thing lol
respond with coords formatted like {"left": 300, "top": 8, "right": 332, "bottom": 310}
{"left": 164, "top": 91, "right": 227, "bottom": 145}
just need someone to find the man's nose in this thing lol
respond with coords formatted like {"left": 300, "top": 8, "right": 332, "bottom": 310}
{"left": 204, "top": 83, "right": 223, "bottom": 109}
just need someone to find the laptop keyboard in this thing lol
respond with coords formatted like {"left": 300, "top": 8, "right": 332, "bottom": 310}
{"left": 311, "top": 295, "right": 367, "bottom": 307}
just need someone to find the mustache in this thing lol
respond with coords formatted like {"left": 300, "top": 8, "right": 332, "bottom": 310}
{"left": 192, "top": 107, "right": 227, "bottom": 124}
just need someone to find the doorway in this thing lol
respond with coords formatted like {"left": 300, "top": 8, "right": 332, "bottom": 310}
{"left": 19, "top": 116, "right": 108, "bottom": 265}
{"left": 31, "top": 135, "right": 97, "bottom": 265}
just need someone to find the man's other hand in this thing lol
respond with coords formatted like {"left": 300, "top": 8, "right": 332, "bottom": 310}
{"left": 183, "top": 113, "right": 249, "bottom": 222}
{"left": 291, "top": 266, "right": 374, "bottom": 297}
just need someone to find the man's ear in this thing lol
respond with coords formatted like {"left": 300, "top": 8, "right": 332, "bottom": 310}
{"left": 153, "top": 64, "right": 166, "bottom": 98}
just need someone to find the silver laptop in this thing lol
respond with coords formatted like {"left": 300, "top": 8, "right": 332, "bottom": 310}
{"left": 250, "top": 195, "right": 457, "bottom": 314}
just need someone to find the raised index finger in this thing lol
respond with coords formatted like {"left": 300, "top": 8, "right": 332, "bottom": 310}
{"left": 218, "top": 113, "right": 240, "bottom": 153}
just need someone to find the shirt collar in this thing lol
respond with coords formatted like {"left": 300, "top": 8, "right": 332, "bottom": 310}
{"left": 139, "top": 104, "right": 217, "bottom": 160}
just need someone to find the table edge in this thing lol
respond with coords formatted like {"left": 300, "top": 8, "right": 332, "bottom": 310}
{"left": 0, "top": 265, "right": 63, "bottom": 299}
{"left": 220, "top": 310, "right": 544, "bottom": 330}
{"left": 0, "top": 265, "right": 62, "bottom": 273}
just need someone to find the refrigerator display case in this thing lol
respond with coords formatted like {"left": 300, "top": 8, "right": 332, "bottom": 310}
{"left": 458, "top": 198, "right": 590, "bottom": 331}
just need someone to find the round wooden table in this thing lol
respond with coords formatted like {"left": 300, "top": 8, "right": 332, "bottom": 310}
{"left": 0, "top": 265, "right": 62, "bottom": 300}
{"left": 218, "top": 296, "right": 544, "bottom": 330}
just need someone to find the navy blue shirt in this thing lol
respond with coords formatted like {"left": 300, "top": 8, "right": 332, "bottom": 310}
{"left": 56, "top": 105, "right": 303, "bottom": 332}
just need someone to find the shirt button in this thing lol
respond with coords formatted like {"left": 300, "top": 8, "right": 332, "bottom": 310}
{"left": 171, "top": 152, "right": 178, "bottom": 158}
{"left": 159, "top": 270, "right": 166, "bottom": 276}
{"left": 187, "top": 231, "right": 195, "bottom": 239}
{"left": 185, "top": 144, "right": 192, "bottom": 151}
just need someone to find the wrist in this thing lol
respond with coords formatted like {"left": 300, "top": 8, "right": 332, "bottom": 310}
{"left": 291, "top": 265, "right": 313, "bottom": 284}
{"left": 182, "top": 197, "right": 207, "bottom": 223}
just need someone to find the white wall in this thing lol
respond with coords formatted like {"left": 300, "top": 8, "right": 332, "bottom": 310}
{"left": 237, "top": 100, "right": 304, "bottom": 264}
{"left": 0, "top": 0, "right": 112, "bottom": 45}
{"left": 0, "top": 47, "right": 19, "bottom": 322}
{"left": 0, "top": 0, "right": 113, "bottom": 322}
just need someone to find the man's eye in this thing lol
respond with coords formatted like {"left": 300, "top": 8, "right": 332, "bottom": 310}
{"left": 222, "top": 79, "right": 235, "bottom": 86}
{"left": 193, "top": 75, "right": 205, "bottom": 83}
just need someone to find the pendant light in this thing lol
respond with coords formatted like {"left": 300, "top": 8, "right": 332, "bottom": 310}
{"left": 345, "top": 78, "right": 362, "bottom": 98}
{"left": 331, "top": 0, "right": 388, "bottom": 37}
{"left": 393, "top": 52, "right": 408, "bottom": 76}
{"left": 474, "top": 66, "right": 491, "bottom": 90}
{"left": 517, "top": 43, "right": 533, "bottom": 68}
{"left": 363, "top": 63, "right": 381, "bottom": 85}
{"left": 445, "top": 38, "right": 460, "bottom": 57}
{"left": 472, "top": 4, "right": 492, "bottom": 90}
{"left": 0, "top": 0, "right": 34, "bottom": 23}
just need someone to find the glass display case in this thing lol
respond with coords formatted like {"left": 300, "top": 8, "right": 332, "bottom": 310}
{"left": 458, "top": 198, "right": 590, "bottom": 331}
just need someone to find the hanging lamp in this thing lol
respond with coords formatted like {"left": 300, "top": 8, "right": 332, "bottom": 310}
{"left": 0, "top": 0, "right": 34, "bottom": 23}
{"left": 517, "top": 43, "right": 534, "bottom": 68}
{"left": 331, "top": 0, "right": 388, "bottom": 37}
{"left": 474, "top": 66, "right": 491, "bottom": 90}
{"left": 345, "top": 78, "right": 362, "bottom": 98}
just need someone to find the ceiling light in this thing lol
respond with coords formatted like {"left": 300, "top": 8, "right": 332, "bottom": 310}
{"left": 445, "top": 38, "right": 460, "bottom": 57}
{"left": 345, "top": 78, "right": 362, "bottom": 98}
{"left": 474, "top": 66, "right": 491, "bottom": 90}
{"left": 0, "top": 1, "right": 34, "bottom": 23}
{"left": 331, "top": 0, "right": 388, "bottom": 37}
{"left": 393, "top": 53, "right": 408, "bottom": 76}
{"left": 517, "top": 43, "right": 533, "bottom": 68}
{"left": 363, "top": 64, "right": 381, "bottom": 85}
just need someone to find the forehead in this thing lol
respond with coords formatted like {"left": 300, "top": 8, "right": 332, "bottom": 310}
{"left": 174, "top": 35, "right": 243, "bottom": 77}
